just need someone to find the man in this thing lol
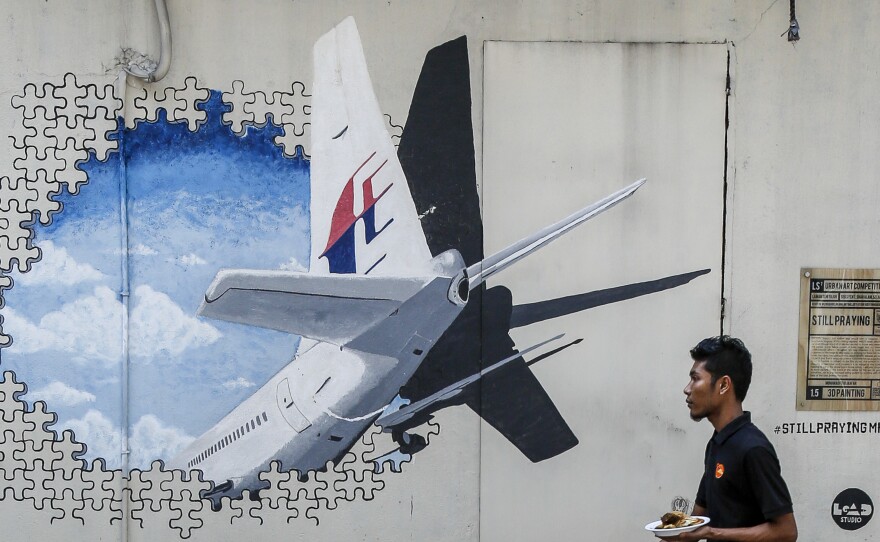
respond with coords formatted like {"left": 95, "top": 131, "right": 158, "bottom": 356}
{"left": 663, "top": 336, "right": 797, "bottom": 542}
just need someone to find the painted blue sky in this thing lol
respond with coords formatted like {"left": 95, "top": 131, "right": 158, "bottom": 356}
{"left": 2, "top": 91, "right": 311, "bottom": 467}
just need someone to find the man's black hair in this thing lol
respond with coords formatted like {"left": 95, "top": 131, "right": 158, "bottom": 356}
{"left": 690, "top": 335, "right": 752, "bottom": 402}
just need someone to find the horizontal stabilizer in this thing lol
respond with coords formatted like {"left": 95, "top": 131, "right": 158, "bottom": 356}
{"left": 199, "top": 269, "right": 428, "bottom": 345}
{"left": 376, "top": 334, "right": 564, "bottom": 429}
{"left": 467, "top": 178, "right": 645, "bottom": 289}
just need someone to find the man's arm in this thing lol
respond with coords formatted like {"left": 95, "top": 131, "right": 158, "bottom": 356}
{"left": 661, "top": 512, "right": 797, "bottom": 542}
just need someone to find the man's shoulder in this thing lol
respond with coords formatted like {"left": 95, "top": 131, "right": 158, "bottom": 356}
{"left": 741, "top": 420, "right": 770, "bottom": 438}
{"left": 729, "top": 421, "right": 778, "bottom": 454}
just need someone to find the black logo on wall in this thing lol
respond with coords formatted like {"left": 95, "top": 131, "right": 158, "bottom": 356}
{"left": 832, "top": 488, "right": 873, "bottom": 530}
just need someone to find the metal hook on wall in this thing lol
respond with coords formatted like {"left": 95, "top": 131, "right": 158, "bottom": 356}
{"left": 783, "top": 0, "right": 800, "bottom": 42}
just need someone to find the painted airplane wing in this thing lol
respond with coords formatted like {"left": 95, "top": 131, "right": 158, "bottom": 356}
{"left": 467, "top": 178, "right": 646, "bottom": 290}
{"left": 309, "top": 17, "right": 433, "bottom": 277}
{"left": 375, "top": 334, "right": 564, "bottom": 429}
{"left": 198, "top": 269, "right": 428, "bottom": 345}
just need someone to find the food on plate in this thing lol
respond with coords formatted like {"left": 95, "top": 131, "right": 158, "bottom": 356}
{"left": 658, "top": 511, "right": 705, "bottom": 529}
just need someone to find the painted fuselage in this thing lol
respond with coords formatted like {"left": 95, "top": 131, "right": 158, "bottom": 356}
{"left": 171, "top": 252, "right": 468, "bottom": 492}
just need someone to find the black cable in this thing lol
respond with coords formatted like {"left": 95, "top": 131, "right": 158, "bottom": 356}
{"left": 784, "top": 0, "right": 800, "bottom": 41}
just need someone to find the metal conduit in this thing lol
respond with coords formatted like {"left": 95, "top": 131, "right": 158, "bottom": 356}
{"left": 125, "top": 0, "right": 172, "bottom": 83}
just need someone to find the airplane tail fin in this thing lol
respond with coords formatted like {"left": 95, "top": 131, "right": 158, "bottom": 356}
{"left": 310, "top": 17, "right": 434, "bottom": 277}
{"left": 466, "top": 178, "right": 646, "bottom": 290}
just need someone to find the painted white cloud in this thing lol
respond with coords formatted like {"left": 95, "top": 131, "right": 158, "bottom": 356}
{"left": 279, "top": 257, "right": 306, "bottom": 272}
{"left": 5, "top": 284, "right": 219, "bottom": 363}
{"left": 60, "top": 409, "right": 123, "bottom": 468}
{"left": 31, "top": 381, "right": 96, "bottom": 406}
{"left": 111, "top": 243, "right": 158, "bottom": 256}
{"left": 1, "top": 307, "right": 53, "bottom": 351}
{"left": 129, "top": 284, "right": 221, "bottom": 359}
{"left": 222, "top": 377, "right": 256, "bottom": 390}
{"left": 40, "top": 286, "right": 124, "bottom": 361}
{"left": 179, "top": 253, "right": 206, "bottom": 266}
{"left": 130, "top": 243, "right": 158, "bottom": 256}
{"left": 60, "top": 410, "right": 194, "bottom": 469}
{"left": 129, "top": 414, "right": 194, "bottom": 468}
{"left": 14, "top": 240, "right": 104, "bottom": 286}
{"left": 3, "top": 286, "right": 123, "bottom": 364}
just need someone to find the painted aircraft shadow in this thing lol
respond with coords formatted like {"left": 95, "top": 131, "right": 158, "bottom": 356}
{"left": 397, "top": 35, "right": 710, "bottom": 461}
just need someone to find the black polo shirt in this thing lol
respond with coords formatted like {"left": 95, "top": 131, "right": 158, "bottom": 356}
{"left": 695, "top": 412, "right": 793, "bottom": 531}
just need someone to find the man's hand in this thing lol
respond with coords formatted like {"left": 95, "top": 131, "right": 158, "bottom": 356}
{"left": 655, "top": 525, "right": 710, "bottom": 541}
{"left": 656, "top": 513, "right": 797, "bottom": 541}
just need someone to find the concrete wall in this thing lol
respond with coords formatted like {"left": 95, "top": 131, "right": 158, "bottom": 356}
{"left": 0, "top": 1, "right": 876, "bottom": 540}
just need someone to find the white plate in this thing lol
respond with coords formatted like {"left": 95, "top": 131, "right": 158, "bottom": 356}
{"left": 644, "top": 516, "right": 710, "bottom": 538}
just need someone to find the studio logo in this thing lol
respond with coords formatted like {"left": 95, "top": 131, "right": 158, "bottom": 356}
{"left": 832, "top": 488, "right": 873, "bottom": 530}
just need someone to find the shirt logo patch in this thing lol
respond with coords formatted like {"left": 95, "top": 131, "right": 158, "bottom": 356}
{"left": 715, "top": 462, "right": 725, "bottom": 479}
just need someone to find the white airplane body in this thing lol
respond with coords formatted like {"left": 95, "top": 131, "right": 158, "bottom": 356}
{"left": 170, "top": 17, "right": 645, "bottom": 493}
{"left": 176, "top": 259, "right": 466, "bottom": 488}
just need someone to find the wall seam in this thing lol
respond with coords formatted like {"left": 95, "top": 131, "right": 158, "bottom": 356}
{"left": 721, "top": 43, "right": 736, "bottom": 334}
{"left": 114, "top": 71, "right": 133, "bottom": 542}
{"left": 477, "top": 37, "right": 486, "bottom": 542}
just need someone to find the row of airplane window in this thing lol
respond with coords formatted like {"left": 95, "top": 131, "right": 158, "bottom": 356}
{"left": 188, "top": 412, "right": 269, "bottom": 469}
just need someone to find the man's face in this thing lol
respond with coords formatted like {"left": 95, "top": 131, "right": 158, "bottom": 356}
{"left": 683, "top": 360, "right": 721, "bottom": 421}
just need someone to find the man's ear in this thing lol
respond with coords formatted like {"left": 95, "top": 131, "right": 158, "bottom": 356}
{"left": 718, "top": 375, "right": 732, "bottom": 395}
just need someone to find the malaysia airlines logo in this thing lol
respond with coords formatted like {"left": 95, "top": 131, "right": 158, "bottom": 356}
{"left": 321, "top": 152, "right": 394, "bottom": 274}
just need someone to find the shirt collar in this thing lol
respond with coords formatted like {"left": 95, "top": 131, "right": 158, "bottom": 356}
{"left": 711, "top": 411, "right": 751, "bottom": 446}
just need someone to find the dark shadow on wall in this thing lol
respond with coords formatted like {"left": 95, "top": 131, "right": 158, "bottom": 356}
{"left": 398, "top": 35, "right": 710, "bottom": 462}
{"left": 510, "top": 269, "right": 711, "bottom": 329}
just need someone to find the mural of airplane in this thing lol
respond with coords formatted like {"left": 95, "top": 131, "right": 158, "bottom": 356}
{"left": 170, "top": 17, "right": 660, "bottom": 494}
